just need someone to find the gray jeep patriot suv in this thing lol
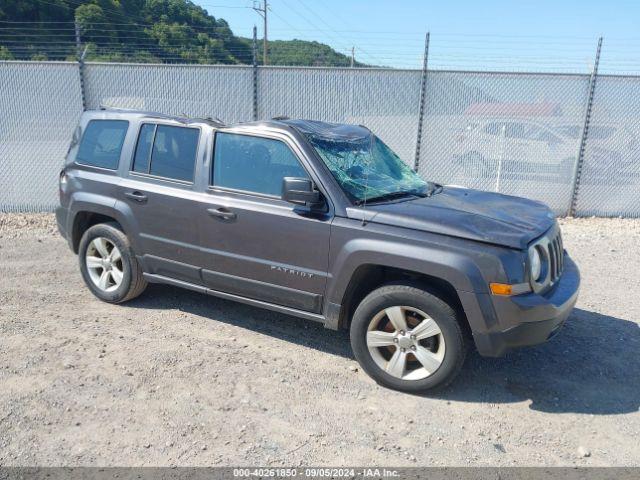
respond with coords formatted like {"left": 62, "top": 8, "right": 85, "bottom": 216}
{"left": 57, "top": 109, "right": 580, "bottom": 392}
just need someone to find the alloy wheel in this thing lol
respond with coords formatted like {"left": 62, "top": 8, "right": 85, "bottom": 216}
{"left": 85, "top": 237, "right": 124, "bottom": 292}
{"left": 366, "top": 306, "right": 446, "bottom": 381}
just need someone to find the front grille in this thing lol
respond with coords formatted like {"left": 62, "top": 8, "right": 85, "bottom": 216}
{"left": 547, "top": 230, "right": 564, "bottom": 284}
{"left": 530, "top": 225, "right": 564, "bottom": 293}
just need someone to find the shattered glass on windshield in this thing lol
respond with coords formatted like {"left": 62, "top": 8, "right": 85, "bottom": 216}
{"left": 284, "top": 120, "right": 433, "bottom": 203}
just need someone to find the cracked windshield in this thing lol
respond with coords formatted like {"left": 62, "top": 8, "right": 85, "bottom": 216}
{"left": 302, "top": 128, "right": 433, "bottom": 204}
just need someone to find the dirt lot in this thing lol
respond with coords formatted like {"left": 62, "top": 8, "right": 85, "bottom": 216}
{"left": 0, "top": 214, "right": 638, "bottom": 466}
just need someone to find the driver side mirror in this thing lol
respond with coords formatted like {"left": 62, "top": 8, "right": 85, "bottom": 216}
{"left": 282, "top": 177, "right": 323, "bottom": 207}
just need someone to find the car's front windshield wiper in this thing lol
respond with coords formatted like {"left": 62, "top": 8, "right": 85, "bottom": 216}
{"left": 354, "top": 189, "right": 426, "bottom": 206}
{"left": 427, "top": 183, "right": 444, "bottom": 196}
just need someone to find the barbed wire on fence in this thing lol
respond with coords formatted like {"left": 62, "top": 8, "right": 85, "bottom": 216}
{"left": 4, "top": 20, "right": 640, "bottom": 73}
{"left": 1, "top": 15, "right": 640, "bottom": 216}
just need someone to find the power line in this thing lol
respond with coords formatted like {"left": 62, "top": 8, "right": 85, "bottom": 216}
{"left": 3, "top": 10, "right": 640, "bottom": 73}
{"left": 295, "top": 0, "right": 378, "bottom": 66}
{"left": 192, "top": 4, "right": 254, "bottom": 8}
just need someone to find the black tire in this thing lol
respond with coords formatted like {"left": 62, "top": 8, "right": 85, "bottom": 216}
{"left": 78, "top": 222, "right": 147, "bottom": 303}
{"left": 350, "top": 282, "right": 467, "bottom": 393}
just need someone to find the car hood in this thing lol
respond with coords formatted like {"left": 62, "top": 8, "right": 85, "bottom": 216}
{"left": 345, "top": 186, "right": 555, "bottom": 249}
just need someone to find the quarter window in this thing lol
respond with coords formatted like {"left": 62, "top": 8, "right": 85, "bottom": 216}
{"left": 484, "top": 122, "right": 528, "bottom": 139}
{"left": 76, "top": 120, "right": 128, "bottom": 169}
{"left": 212, "top": 133, "right": 309, "bottom": 196}
{"left": 132, "top": 124, "right": 200, "bottom": 182}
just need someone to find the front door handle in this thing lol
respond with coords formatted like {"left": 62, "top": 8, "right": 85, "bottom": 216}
{"left": 207, "top": 207, "right": 236, "bottom": 221}
{"left": 124, "top": 191, "right": 148, "bottom": 203}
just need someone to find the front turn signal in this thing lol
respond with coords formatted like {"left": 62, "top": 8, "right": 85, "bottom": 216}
{"left": 490, "top": 283, "right": 512, "bottom": 295}
{"left": 490, "top": 282, "right": 530, "bottom": 296}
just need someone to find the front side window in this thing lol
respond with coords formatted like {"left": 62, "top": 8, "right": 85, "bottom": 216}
{"left": 484, "top": 122, "right": 502, "bottom": 136}
{"left": 212, "top": 132, "right": 309, "bottom": 196}
{"left": 132, "top": 124, "right": 199, "bottom": 182}
{"left": 532, "top": 129, "right": 561, "bottom": 144}
{"left": 504, "top": 123, "right": 527, "bottom": 139}
{"left": 485, "top": 122, "right": 530, "bottom": 139}
{"left": 76, "top": 120, "right": 128, "bottom": 169}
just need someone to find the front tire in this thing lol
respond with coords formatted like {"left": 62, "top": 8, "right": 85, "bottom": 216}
{"left": 350, "top": 283, "right": 467, "bottom": 393}
{"left": 78, "top": 222, "right": 147, "bottom": 303}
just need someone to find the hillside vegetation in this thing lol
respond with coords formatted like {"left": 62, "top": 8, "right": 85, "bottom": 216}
{"left": 0, "top": 0, "right": 367, "bottom": 66}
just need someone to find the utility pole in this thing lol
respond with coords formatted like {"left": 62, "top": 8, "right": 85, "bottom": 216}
{"left": 350, "top": 47, "right": 355, "bottom": 68}
{"left": 253, "top": 0, "right": 268, "bottom": 65}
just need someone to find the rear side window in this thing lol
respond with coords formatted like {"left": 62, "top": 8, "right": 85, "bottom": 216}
{"left": 132, "top": 124, "right": 200, "bottom": 182}
{"left": 212, "top": 133, "right": 308, "bottom": 196}
{"left": 76, "top": 120, "right": 128, "bottom": 169}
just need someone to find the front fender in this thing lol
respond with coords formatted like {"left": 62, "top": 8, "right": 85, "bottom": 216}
{"left": 327, "top": 237, "right": 488, "bottom": 307}
{"left": 323, "top": 218, "right": 518, "bottom": 332}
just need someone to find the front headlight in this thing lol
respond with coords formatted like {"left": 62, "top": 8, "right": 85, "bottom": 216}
{"left": 529, "top": 246, "right": 542, "bottom": 282}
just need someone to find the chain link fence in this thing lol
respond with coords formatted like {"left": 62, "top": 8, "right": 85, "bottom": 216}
{"left": 1, "top": 60, "right": 639, "bottom": 216}
{"left": 84, "top": 63, "right": 254, "bottom": 122}
{"left": 416, "top": 71, "right": 591, "bottom": 214}
{"left": 0, "top": 61, "right": 83, "bottom": 212}
{"left": 573, "top": 75, "right": 640, "bottom": 217}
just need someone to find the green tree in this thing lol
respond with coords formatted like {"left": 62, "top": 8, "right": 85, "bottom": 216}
{"left": 0, "top": 0, "right": 369, "bottom": 66}
{"left": 75, "top": 4, "right": 117, "bottom": 44}
{"left": 0, "top": 46, "right": 14, "bottom": 60}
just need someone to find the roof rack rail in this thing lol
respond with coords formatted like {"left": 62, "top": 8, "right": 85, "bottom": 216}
{"left": 204, "top": 116, "right": 225, "bottom": 127}
{"left": 97, "top": 105, "right": 225, "bottom": 127}
{"left": 99, "top": 105, "right": 151, "bottom": 113}
{"left": 98, "top": 105, "right": 172, "bottom": 118}
{"left": 271, "top": 115, "right": 290, "bottom": 120}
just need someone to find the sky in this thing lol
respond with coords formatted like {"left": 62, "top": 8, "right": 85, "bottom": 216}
{"left": 194, "top": 0, "right": 640, "bottom": 73}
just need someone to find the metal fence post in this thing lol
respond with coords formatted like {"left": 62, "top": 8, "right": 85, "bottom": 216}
{"left": 569, "top": 36, "right": 602, "bottom": 217}
{"left": 74, "top": 20, "right": 87, "bottom": 110}
{"left": 252, "top": 25, "right": 259, "bottom": 121}
{"left": 413, "top": 32, "right": 430, "bottom": 172}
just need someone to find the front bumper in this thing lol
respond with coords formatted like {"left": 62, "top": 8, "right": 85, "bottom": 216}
{"left": 473, "top": 254, "right": 580, "bottom": 357}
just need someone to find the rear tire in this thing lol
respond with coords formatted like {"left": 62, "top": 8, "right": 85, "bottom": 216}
{"left": 78, "top": 222, "right": 147, "bottom": 303}
{"left": 350, "top": 283, "right": 467, "bottom": 393}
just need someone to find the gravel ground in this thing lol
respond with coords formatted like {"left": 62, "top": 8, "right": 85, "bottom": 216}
{"left": 0, "top": 214, "right": 638, "bottom": 466}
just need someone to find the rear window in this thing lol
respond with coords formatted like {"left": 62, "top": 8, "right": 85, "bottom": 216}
{"left": 589, "top": 126, "right": 616, "bottom": 139}
{"left": 554, "top": 125, "right": 615, "bottom": 139}
{"left": 132, "top": 124, "right": 200, "bottom": 182}
{"left": 76, "top": 120, "right": 129, "bottom": 169}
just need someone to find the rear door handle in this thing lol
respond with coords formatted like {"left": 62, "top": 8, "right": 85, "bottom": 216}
{"left": 124, "top": 191, "right": 148, "bottom": 203}
{"left": 207, "top": 207, "right": 236, "bottom": 221}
